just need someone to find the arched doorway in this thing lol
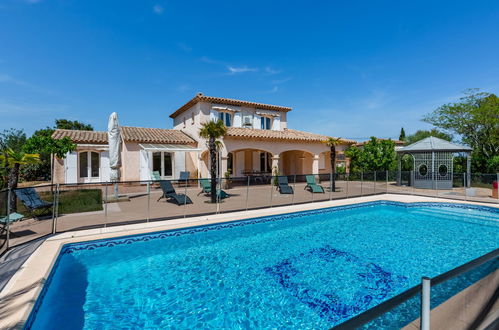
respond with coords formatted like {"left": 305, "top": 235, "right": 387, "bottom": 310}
{"left": 280, "top": 150, "right": 314, "bottom": 175}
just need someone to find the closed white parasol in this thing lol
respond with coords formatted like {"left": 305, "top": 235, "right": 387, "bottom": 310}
{"left": 108, "top": 112, "right": 121, "bottom": 197}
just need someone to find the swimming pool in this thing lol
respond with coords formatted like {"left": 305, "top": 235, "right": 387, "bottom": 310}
{"left": 26, "top": 201, "right": 499, "bottom": 329}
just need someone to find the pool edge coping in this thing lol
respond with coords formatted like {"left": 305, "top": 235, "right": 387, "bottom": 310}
{"left": 0, "top": 194, "right": 498, "bottom": 329}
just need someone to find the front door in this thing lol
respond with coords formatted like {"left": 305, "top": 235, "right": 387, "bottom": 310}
{"left": 79, "top": 151, "right": 101, "bottom": 183}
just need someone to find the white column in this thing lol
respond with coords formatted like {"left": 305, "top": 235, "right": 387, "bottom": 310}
{"left": 313, "top": 154, "right": 320, "bottom": 175}
{"left": 271, "top": 154, "right": 280, "bottom": 175}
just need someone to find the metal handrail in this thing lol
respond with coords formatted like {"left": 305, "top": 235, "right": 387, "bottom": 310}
{"left": 331, "top": 248, "right": 499, "bottom": 329}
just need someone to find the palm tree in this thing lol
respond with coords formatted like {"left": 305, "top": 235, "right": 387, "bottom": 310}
{"left": 199, "top": 120, "right": 227, "bottom": 203}
{"left": 324, "top": 137, "right": 342, "bottom": 192}
{"left": 0, "top": 148, "right": 40, "bottom": 211}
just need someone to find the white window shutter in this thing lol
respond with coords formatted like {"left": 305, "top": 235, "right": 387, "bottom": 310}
{"left": 174, "top": 151, "right": 185, "bottom": 179}
{"left": 253, "top": 115, "right": 261, "bottom": 129}
{"left": 210, "top": 110, "right": 218, "bottom": 122}
{"left": 272, "top": 116, "right": 280, "bottom": 130}
{"left": 64, "top": 151, "right": 77, "bottom": 184}
{"left": 100, "top": 151, "right": 110, "bottom": 182}
{"left": 233, "top": 112, "right": 242, "bottom": 127}
{"left": 139, "top": 149, "right": 150, "bottom": 181}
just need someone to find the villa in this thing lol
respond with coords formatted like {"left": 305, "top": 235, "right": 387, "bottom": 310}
{"left": 52, "top": 93, "right": 354, "bottom": 184}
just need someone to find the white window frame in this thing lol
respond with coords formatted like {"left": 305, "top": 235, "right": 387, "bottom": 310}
{"left": 219, "top": 111, "right": 232, "bottom": 127}
{"left": 260, "top": 116, "right": 272, "bottom": 130}
{"left": 78, "top": 151, "right": 101, "bottom": 183}
{"left": 152, "top": 151, "right": 175, "bottom": 179}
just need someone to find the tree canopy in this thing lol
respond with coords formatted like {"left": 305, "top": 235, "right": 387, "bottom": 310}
{"left": 55, "top": 119, "right": 93, "bottom": 131}
{"left": 399, "top": 127, "right": 406, "bottom": 141}
{"left": 404, "top": 129, "right": 452, "bottom": 145}
{"left": 345, "top": 137, "right": 397, "bottom": 172}
{"left": 423, "top": 89, "right": 499, "bottom": 172}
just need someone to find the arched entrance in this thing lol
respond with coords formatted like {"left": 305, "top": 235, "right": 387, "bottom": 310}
{"left": 280, "top": 150, "right": 314, "bottom": 175}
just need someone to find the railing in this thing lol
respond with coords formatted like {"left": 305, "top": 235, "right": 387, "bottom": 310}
{"left": 332, "top": 249, "right": 499, "bottom": 329}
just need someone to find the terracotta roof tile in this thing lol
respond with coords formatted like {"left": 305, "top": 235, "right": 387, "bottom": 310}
{"left": 225, "top": 127, "right": 355, "bottom": 144}
{"left": 52, "top": 127, "right": 196, "bottom": 145}
{"left": 120, "top": 126, "right": 196, "bottom": 144}
{"left": 52, "top": 129, "right": 108, "bottom": 144}
{"left": 170, "top": 93, "right": 292, "bottom": 118}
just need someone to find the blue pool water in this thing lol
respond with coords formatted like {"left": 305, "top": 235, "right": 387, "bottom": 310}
{"left": 27, "top": 202, "right": 499, "bottom": 329}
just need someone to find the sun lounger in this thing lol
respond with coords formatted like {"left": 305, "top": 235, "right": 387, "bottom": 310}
{"left": 157, "top": 180, "right": 192, "bottom": 205}
{"left": 198, "top": 178, "right": 229, "bottom": 199}
{"left": 305, "top": 175, "right": 325, "bottom": 193}
{"left": 277, "top": 176, "right": 294, "bottom": 194}
{"left": 15, "top": 188, "right": 54, "bottom": 214}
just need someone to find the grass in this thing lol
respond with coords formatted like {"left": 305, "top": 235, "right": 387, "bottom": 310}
{"left": 15, "top": 189, "right": 103, "bottom": 216}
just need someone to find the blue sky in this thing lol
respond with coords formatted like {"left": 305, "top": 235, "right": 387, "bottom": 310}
{"left": 1, "top": 0, "right": 498, "bottom": 141}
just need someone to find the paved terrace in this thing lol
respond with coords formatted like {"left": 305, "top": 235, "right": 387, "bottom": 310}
{"left": 3, "top": 180, "right": 498, "bottom": 248}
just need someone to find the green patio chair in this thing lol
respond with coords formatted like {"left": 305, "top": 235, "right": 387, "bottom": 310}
{"left": 0, "top": 212, "right": 24, "bottom": 225}
{"left": 150, "top": 171, "right": 161, "bottom": 181}
{"left": 198, "top": 178, "right": 229, "bottom": 199}
{"left": 277, "top": 176, "right": 294, "bottom": 194}
{"left": 157, "top": 180, "right": 192, "bottom": 205}
{"left": 305, "top": 175, "right": 325, "bottom": 193}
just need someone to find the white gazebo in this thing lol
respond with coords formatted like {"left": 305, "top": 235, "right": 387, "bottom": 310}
{"left": 396, "top": 136, "right": 472, "bottom": 189}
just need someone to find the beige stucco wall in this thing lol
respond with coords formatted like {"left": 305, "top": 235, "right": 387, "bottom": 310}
{"left": 122, "top": 142, "right": 141, "bottom": 181}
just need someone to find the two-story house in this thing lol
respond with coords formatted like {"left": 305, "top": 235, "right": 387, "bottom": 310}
{"left": 52, "top": 93, "right": 353, "bottom": 184}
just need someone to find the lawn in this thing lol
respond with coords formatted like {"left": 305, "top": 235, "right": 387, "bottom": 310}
{"left": 15, "top": 189, "right": 103, "bottom": 217}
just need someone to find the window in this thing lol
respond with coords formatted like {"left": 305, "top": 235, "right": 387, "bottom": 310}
{"left": 183, "top": 117, "right": 186, "bottom": 128}
{"left": 79, "top": 152, "right": 88, "bottom": 178}
{"left": 419, "top": 164, "right": 428, "bottom": 176}
{"left": 219, "top": 112, "right": 232, "bottom": 127}
{"left": 260, "top": 116, "right": 271, "bottom": 130}
{"left": 91, "top": 152, "right": 99, "bottom": 177}
{"left": 259, "top": 152, "right": 272, "bottom": 172}
{"left": 438, "top": 164, "right": 448, "bottom": 177}
{"left": 79, "top": 151, "right": 100, "bottom": 178}
{"left": 191, "top": 113, "right": 195, "bottom": 125}
{"left": 152, "top": 151, "right": 174, "bottom": 177}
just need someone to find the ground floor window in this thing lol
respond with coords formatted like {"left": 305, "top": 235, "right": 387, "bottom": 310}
{"left": 79, "top": 151, "right": 99, "bottom": 178}
{"left": 152, "top": 152, "right": 173, "bottom": 177}
{"left": 260, "top": 152, "right": 272, "bottom": 172}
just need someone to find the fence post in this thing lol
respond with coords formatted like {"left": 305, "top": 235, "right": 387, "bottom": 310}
{"left": 374, "top": 171, "right": 377, "bottom": 194}
{"left": 6, "top": 188, "right": 11, "bottom": 250}
{"left": 184, "top": 179, "right": 188, "bottom": 218}
{"left": 245, "top": 176, "right": 250, "bottom": 212}
{"left": 421, "top": 277, "right": 431, "bottom": 330}
{"left": 386, "top": 170, "right": 389, "bottom": 194}
{"left": 329, "top": 172, "right": 332, "bottom": 201}
{"left": 361, "top": 172, "right": 364, "bottom": 196}
{"left": 269, "top": 177, "right": 274, "bottom": 208}
{"left": 104, "top": 182, "right": 108, "bottom": 228}
{"left": 497, "top": 173, "right": 499, "bottom": 201}
{"left": 346, "top": 173, "right": 349, "bottom": 198}
{"left": 291, "top": 175, "right": 296, "bottom": 205}
{"left": 146, "top": 181, "right": 150, "bottom": 222}
{"left": 51, "top": 184, "right": 60, "bottom": 234}
{"left": 463, "top": 173, "right": 467, "bottom": 201}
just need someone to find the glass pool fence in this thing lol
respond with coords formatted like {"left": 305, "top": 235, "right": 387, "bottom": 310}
{"left": 1, "top": 170, "right": 498, "bottom": 252}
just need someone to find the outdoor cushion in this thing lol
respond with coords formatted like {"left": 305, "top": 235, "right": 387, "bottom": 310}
{"left": 0, "top": 212, "right": 24, "bottom": 225}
